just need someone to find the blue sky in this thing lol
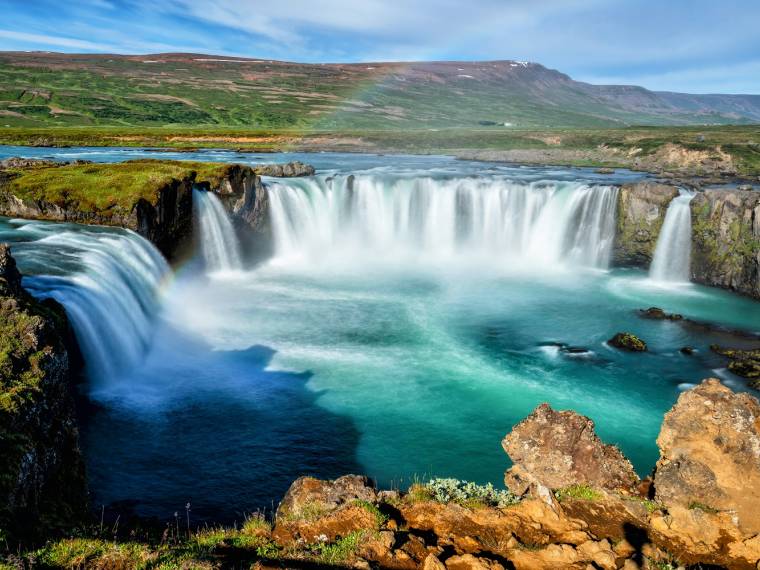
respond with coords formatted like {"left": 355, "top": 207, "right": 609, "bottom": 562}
{"left": 1, "top": 0, "right": 759, "bottom": 94}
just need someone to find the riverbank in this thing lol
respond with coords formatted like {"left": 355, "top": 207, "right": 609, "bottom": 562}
{"left": 1, "top": 125, "right": 759, "bottom": 179}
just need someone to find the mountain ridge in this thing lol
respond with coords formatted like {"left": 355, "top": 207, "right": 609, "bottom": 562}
{"left": 1, "top": 51, "right": 759, "bottom": 129}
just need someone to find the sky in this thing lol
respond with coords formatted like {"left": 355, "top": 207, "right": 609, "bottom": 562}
{"left": 1, "top": 0, "right": 759, "bottom": 94}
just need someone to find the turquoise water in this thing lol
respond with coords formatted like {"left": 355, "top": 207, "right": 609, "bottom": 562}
{"left": 1, "top": 146, "right": 759, "bottom": 521}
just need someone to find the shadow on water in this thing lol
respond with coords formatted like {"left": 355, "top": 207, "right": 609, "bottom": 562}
{"left": 79, "top": 342, "right": 362, "bottom": 525}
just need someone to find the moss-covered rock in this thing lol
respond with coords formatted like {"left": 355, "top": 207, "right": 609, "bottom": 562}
{"left": 0, "top": 245, "right": 86, "bottom": 542}
{"left": 613, "top": 181, "right": 679, "bottom": 267}
{"left": 691, "top": 189, "right": 760, "bottom": 299}
{"left": 710, "top": 344, "right": 760, "bottom": 380}
{"left": 608, "top": 332, "right": 647, "bottom": 352}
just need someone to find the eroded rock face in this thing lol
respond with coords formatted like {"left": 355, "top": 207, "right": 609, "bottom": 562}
{"left": 691, "top": 189, "right": 760, "bottom": 299}
{"left": 654, "top": 378, "right": 760, "bottom": 534}
{"left": 613, "top": 182, "right": 679, "bottom": 267}
{"left": 502, "top": 403, "right": 640, "bottom": 494}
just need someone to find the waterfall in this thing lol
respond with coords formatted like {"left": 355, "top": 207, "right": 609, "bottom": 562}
{"left": 649, "top": 190, "right": 695, "bottom": 283}
{"left": 22, "top": 228, "right": 169, "bottom": 388}
{"left": 193, "top": 189, "right": 243, "bottom": 273}
{"left": 267, "top": 175, "right": 619, "bottom": 269}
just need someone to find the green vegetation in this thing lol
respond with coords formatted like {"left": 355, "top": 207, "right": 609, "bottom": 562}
{"left": 688, "top": 501, "right": 720, "bottom": 514}
{"left": 421, "top": 478, "right": 520, "bottom": 508}
{"left": 310, "top": 530, "right": 367, "bottom": 565}
{"left": 2, "top": 160, "right": 240, "bottom": 212}
{"left": 554, "top": 484, "right": 602, "bottom": 502}
{"left": 352, "top": 499, "right": 389, "bottom": 528}
{"left": 5, "top": 525, "right": 372, "bottom": 569}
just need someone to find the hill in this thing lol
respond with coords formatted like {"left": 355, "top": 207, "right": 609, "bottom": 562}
{"left": 1, "top": 52, "right": 759, "bottom": 129}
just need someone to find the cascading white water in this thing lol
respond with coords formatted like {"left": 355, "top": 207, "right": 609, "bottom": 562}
{"left": 193, "top": 188, "right": 243, "bottom": 273}
{"left": 649, "top": 189, "right": 695, "bottom": 283}
{"left": 23, "top": 229, "right": 169, "bottom": 388}
{"left": 267, "top": 175, "right": 619, "bottom": 269}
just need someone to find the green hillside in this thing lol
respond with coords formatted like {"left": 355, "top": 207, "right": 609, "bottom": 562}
{"left": 1, "top": 52, "right": 759, "bottom": 130}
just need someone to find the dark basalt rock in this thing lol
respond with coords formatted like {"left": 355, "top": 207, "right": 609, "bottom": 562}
{"left": 691, "top": 189, "right": 760, "bottom": 299}
{"left": 608, "top": 332, "right": 647, "bottom": 352}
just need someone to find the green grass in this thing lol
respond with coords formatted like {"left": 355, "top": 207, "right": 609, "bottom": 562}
{"left": 2, "top": 159, "right": 241, "bottom": 212}
{"left": 554, "top": 484, "right": 602, "bottom": 502}
{"left": 688, "top": 501, "right": 720, "bottom": 514}
{"left": 352, "top": 499, "right": 389, "bottom": 528}
{"left": 310, "top": 531, "right": 366, "bottom": 565}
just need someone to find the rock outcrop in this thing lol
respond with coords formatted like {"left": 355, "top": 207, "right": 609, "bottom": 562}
{"left": 502, "top": 403, "right": 640, "bottom": 494}
{"left": 254, "top": 161, "right": 315, "bottom": 178}
{"left": 654, "top": 378, "right": 760, "bottom": 534}
{"left": 613, "top": 181, "right": 679, "bottom": 267}
{"left": 691, "top": 188, "right": 760, "bottom": 299}
{"left": 0, "top": 245, "right": 86, "bottom": 541}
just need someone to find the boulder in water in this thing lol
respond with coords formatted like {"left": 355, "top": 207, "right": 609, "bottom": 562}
{"left": 680, "top": 346, "right": 695, "bottom": 355}
{"left": 608, "top": 332, "right": 647, "bottom": 352}
{"left": 502, "top": 403, "right": 640, "bottom": 494}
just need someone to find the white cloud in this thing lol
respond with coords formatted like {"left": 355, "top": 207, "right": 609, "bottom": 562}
{"left": 0, "top": 30, "right": 114, "bottom": 51}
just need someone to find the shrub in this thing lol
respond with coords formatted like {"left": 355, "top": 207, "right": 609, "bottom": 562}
{"left": 424, "top": 478, "right": 520, "bottom": 508}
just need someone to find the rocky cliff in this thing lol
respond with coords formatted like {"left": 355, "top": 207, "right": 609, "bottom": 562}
{"left": 613, "top": 181, "right": 679, "bottom": 267}
{"left": 0, "top": 245, "right": 86, "bottom": 542}
{"left": 691, "top": 188, "right": 760, "bottom": 298}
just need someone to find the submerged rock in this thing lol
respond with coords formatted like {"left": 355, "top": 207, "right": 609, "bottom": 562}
{"left": 639, "top": 306, "right": 683, "bottom": 320}
{"left": 679, "top": 346, "right": 695, "bottom": 355}
{"left": 608, "top": 332, "right": 647, "bottom": 352}
{"left": 654, "top": 378, "right": 760, "bottom": 534}
{"left": 502, "top": 403, "right": 640, "bottom": 494}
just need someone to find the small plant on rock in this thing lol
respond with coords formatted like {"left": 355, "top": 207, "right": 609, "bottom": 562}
{"left": 424, "top": 478, "right": 520, "bottom": 508}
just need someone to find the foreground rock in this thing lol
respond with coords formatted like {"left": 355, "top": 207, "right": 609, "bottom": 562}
{"left": 613, "top": 181, "right": 679, "bottom": 267}
{"left": 0, "top": 246, "right": 86, "bottom": 540}
{"left": 691, "top": 188, "right": 760, "bottom": 299}
{"left": 502, "top": 403, "right": 640, "bottom": 494}
{"left": 655, "top": 378, "right": 760, "bottom": 534}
